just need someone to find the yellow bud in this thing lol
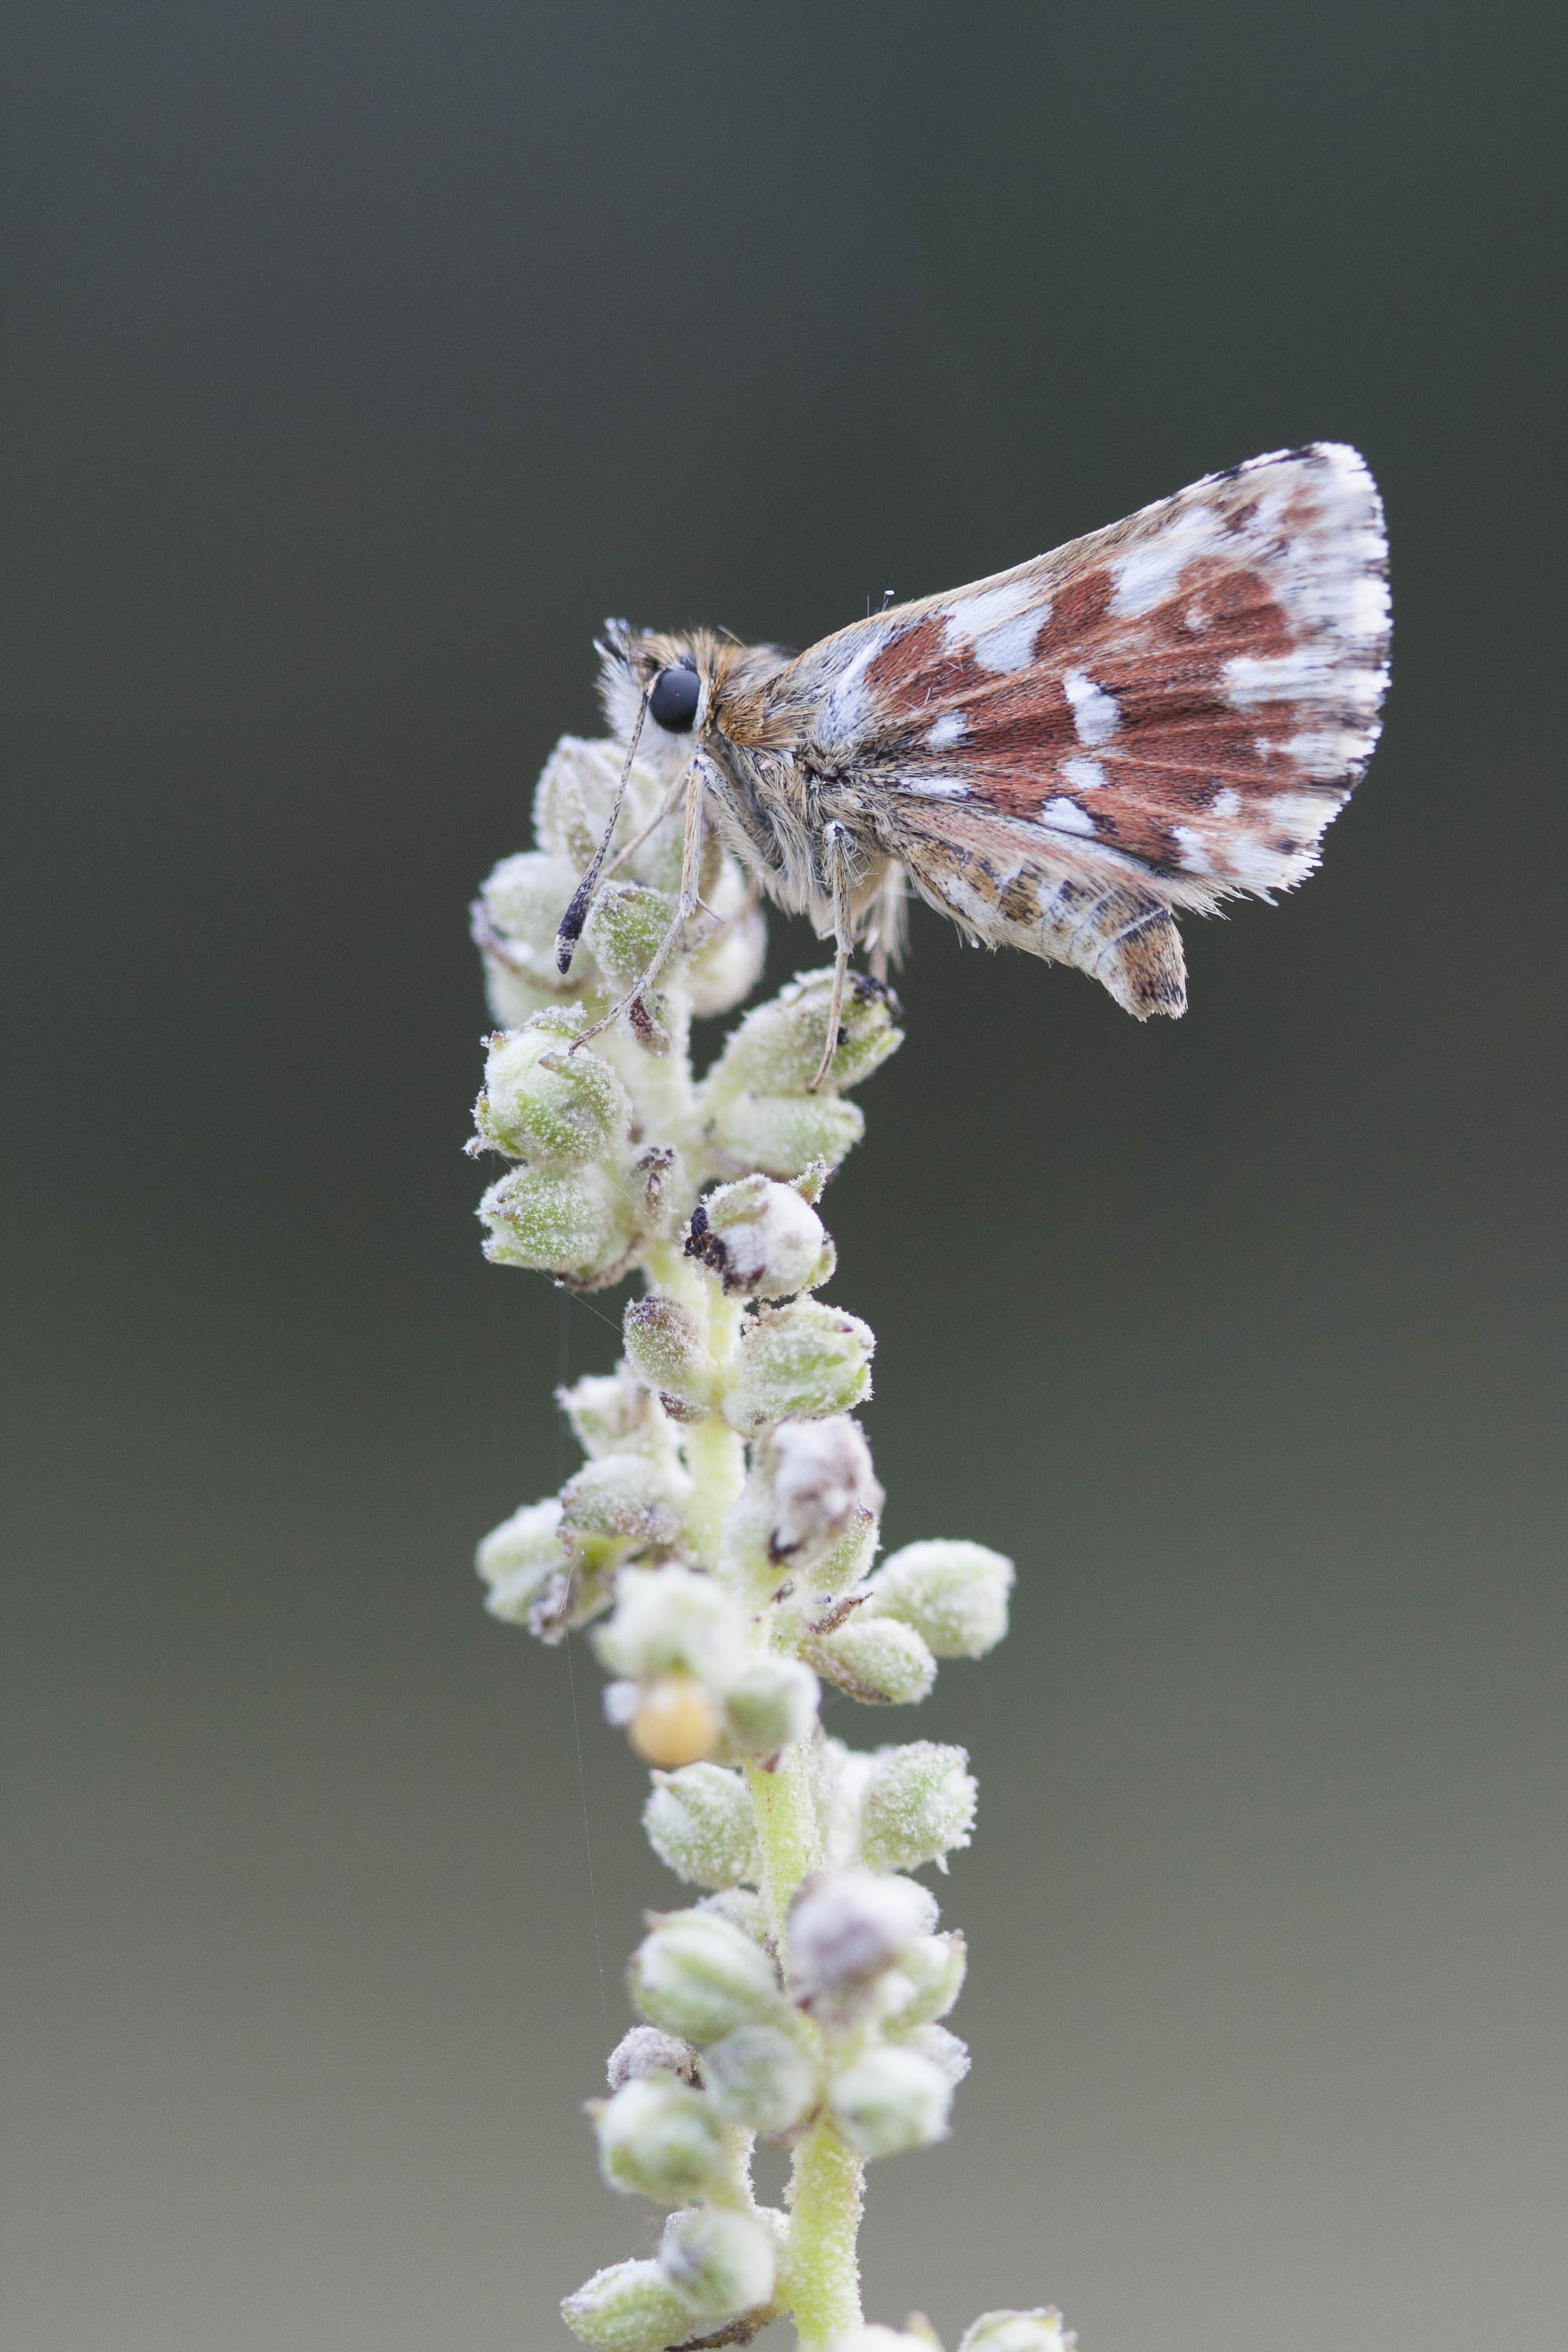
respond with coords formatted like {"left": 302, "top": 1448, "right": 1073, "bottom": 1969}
{"left": 628, "top": 1674, "right": 721, "bottom": 1768}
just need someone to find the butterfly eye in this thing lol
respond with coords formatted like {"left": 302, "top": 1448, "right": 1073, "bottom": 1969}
{"left": 648, "top": 662, "right": 700, "bottom": 732}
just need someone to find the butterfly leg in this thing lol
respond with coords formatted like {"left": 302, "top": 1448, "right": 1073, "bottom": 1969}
{"left": 865, "top": 860, "right": 907, "bottom": 984}
{"left": 567, "top": 760, "right": 706, "bottom": 1056}
{"left": 809, "top": 821, "right": 857, "bottom": 1091}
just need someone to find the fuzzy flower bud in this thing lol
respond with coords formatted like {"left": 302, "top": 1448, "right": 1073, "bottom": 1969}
{"left": 724, "top": 1302, "right": 876, "bottom": 1432}
{"left": 593, "top": 1567, "right": 748, "bottom": 1687}
{"left": 606, "top": 2025, "right": 700, "bottom": 2090}
{"left": 558, "top": 1364, "right": 682, "bottom": 1468}
{"left": 705, "top": 969, "right": 903, "bottom": 1098}
{"left": 708, "top": 1089, "right": 867, "bottom": 1182}
{"left": 721, "top": 1656, "right": 821, "bottom": 1758}
{"left": 559, "top": 1458, "right": 687, "bottom": 1568}
{"left": 477, "top": 1162, "right": 636, "bottom": 1285}
{"left": 474, "top": 849, "right": 587, "bottom": 1021}
{"left": 474, "top": 1497, "right": 569, "bottom": 1625}
{"left": 686, "top": 883, "right": 766, "bottom": 1018}
{"left": 643, "top": 1763, "right": 761, "bottom": 1890}
{"left": 957, "top": 2315, "right": 1076, "bottom": 2352}
{"left": 787, "top": 1870, "right": 936, "bottom": 2024}
{"left": 860, "top": 1743, "right": 978, "bottom": 1874}
{"left": 472, "top": 1016, "right": 632, "bottom": 1168}
{"left": 903, "top": 2021, "right": 971, "bottom": 2086}
{"left": 809, "top": 1614, "right": 937, "bottom": 1706}
{"left": 629, "top": 1909, "right": 785, "bottom": 2044}
{"left": 685, "top": 1175, "right": 834, "bottom": 1299}
{"left": 582, "top": 882, "right": 676, "bottom": 994}
{"left": 699, "top": 2022, "right": 817, "bottom": 2135}
{"left": 591, "top": 2075, "right": 725, "bottom": 2203}
{"left": 658, "top": 2206, "right": 777, "bottom": 2320}
{"left": 533, "top": 735, "right": 652, "bottom": 869}
{"left": 865, "top": 1540, "right": 1015, "bottom": 1661}
{"left": 560, "top": 2257, "right": 695, "bottom": 2352}
{"left": 622, "top": 1295, "right": 716, "bottom": 1419}
{"left": 879, "top": 1931, "right": 967, "bottom": 2030}
{"left": 827, "top": 2042, "right": 954, "bottom": 2158}
{"left": 727, "top": 1416, "right": 883, "bottom": 1590}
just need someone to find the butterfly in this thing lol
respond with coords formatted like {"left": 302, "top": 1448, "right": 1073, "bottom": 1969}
{"left": 557, "top": 443, "right": 1390, "bottom": 1077}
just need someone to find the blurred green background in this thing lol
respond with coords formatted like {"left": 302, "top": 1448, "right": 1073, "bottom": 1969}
{"left": 5, "top": 5, "right": 1565, "bottom": 2347}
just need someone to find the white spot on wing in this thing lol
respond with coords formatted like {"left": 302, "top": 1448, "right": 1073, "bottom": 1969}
{"left": 900, "top": 775, "right": 969, "bottom": 799}
{"left": 1111, "top": 502, "right": 1228, "bottom": 616}
{"left": 972, "top": 609, "right": 1041, "bottom": 673}
{"left": 941, "top": 576, "right": 1039, "bottom": 647}
{"left": 1060, "top": 756, "right": 1107, "bottom": 792}
{"left": 1211, "top": 787, "right": 1241, "bottom": 816}
{"left": 1039, "top": 796, "right": 1097, "bottom": 836}
{"left": 1062, "top": 669, "right": 1120, "bottom": 746}
{"left": 925, "top": 712, "right": 968, "bottom": 750}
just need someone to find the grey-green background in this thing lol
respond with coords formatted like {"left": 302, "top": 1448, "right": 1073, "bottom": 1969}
{"left": 5, "top": 5, "right": 1565, "bottom": 2347}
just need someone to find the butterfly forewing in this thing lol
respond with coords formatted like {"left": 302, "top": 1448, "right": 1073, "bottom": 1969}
{"left": 798, "top": 443, "right": 1390, "bottom": 910}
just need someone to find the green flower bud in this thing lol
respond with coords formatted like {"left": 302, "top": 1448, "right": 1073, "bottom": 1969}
{"left": 560, "top": 2256, "right": 695, "bottom": 2352}
{"left": 477, "top": 1162, "right": 636, "bottom": 1285}
{"left": 629, "top": 1909, "right": 784, "bottom": 2044}
{"left": 703, "top": 968, "right": 902, "bottom": 1098}
{"left": 826, "top": 2043, "right": 953, "bottom": 2158}
{"left": 559, "top": 1458, "right": 688, "bottom": 1568}
{"left": 658, "top": 2205, "right": 777, "bottom": 2319}
{"left": 473, "top": 1017, "right": 632, "bottom": 1168}
{"left": 643, "top": 1763, "right": 761, "bottom": 1890}
{"left": 593, "top": 1567, "right": 748, "bottom": 1687}
{"left": 534, "top": 735, "right": 657, "bottom": 869}
{"left": 558, "top": 1363, "right": 682, "bottom": 1469}
{"left": 582, "top": 882, "right": 677, "bottom": 993}
{"left": 809, "top": 1615, "right": 936, "bottom": 1706}
{"left": 699, "top": 2022, "right": 817, "bottom": 2135}
{"left": 860, "top": 1743, "right": 977, "bottom": 1874}
{"left": 787, "top": 1870, "right": 936, "bottom": 2025}
{"left": 623, "top": 1295, "right": 716, "bottom": 1419}
{"left": 865, "top": 1540, "right": 1014, "bottom": 1661}
{"left": 706, "top": 1088, "right": 866, "bottom": 1184}
{"left": 724, "top": 1302, "right": 875, "bottom": 1432}
{"left": 879, "top": 1931, "right": 967, "bottom": 2030}
{"left": 591, "top": 2074, "right": 726, "bottom": 2203}
{"left": 695, "top": 1886, "right": 773, "bottom": 1945}
{"left": 685, "top": 1176, "right": 834, "bottom": 1300}
{"left": 474, "top": 1497, "right": 568, "bottom": 1625}
{"left": 721, "top": 1657, "right": 821, "bottom": 1758}
{"left": 957, "top": 2313, "right": 1076, "bottom": 2352}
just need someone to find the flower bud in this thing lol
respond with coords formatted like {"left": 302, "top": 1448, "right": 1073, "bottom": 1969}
{"left": 582, "top": 882, "right": 677, "bottom": 993}
{"left": 685, "top": 1176, "right": 834, "bottom": 1299}
{"left": 957, "top": 2314, "right": 1076, "bottom": 2352}
{"left": 474, "top": 1497, "right": 569, "bottom": 1625}
{"left": 724, "top": 1302, "right": 875, "bottom": 1432}
{"left": 707, "top": 1089, "right": 867, "bottom": 1183}
{"left": 627, "top": 1674, "right": 723, "bottom": 1768}
{"left": 606, "top": 2025, "right": 700, "bottom": 2090}
{"left": 827, "top": 2043, "right": 953, "bottom": 2158}
{"left": 560, "top": 2256, "right": 694, "bottom": 2352}
{"left": 559, "top": 1459, "right": 687, "bottom": 1567}
{"left": 629, "top": 1909, "right": 784, "bottom": 2044}
{"left": 475, "top": 849, "right": 584, "bottom": 986}
{"left": 559, "top": 1364, "right": 682, "bottom": 1468}
{"left": 865, "top": 1541, "right": 1014, "bottom": 1661}
{"left": 658, "top": 2206, "right": 777, "bottom": 2319}
{"left": 643, "top": 1764, "right": 761, "bottom": 1890}
{"left": 686, "top": 891, "right": 766, "bottom": 1018}
{"left": 721, "top": 1656, "right": 820, "bottom": 1758}
{"left": 696, "top": 1886, "right": 773, "bottom": 1945}
{"left": 900, "top": 2021, "right": 971, "bottom": 2086}
{"left": 623, "top": 1295, "right": 716, "bottom": 1419}
{"left": 809, "top": 1615, "right": 936, "bottom": 1706}
{"left": 473, "top": 1017, "right": 632, "bottom": 1168}
{"left": 592, "top": 2075, "right": 725, "bottom": 2203}
{"left": 879, "top": 1932, "right": 967, "bottom": 2029}
{"left": 860, "top": 1744, "right": 977, "bottom": 1874}
{"left": 704, "top": 968, "right": 903, "bottom": 1098}
{"left": 699, "top": 2022, "right": 817, "bottom": 2135}
{"left": 478, "top": 1162, "right": 636, "bottom": 1286}
{"left": 728, "top": 1417, "right": 883, "bottom": 1587}
{"left": 533, "top": 735, "right": 654, "bottom": 869}
{"left": 787, "top": 1870, "right": 936, "bottom": 2024}
{"left": 593, "top": 1567, "right": 749, "bottom": 1687}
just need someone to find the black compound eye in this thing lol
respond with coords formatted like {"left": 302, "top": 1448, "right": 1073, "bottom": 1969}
{"left": 648, "top": 661, "right": 700, "bottom": 732}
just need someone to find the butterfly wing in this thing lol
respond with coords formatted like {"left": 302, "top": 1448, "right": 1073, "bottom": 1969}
{"left": 784, "top": 443, "right": 1390, "bottom": 1015}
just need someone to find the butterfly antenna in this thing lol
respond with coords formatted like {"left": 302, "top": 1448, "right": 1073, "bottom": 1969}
{"left": 555, "top": 686, "right": 650, "bottom": 975}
